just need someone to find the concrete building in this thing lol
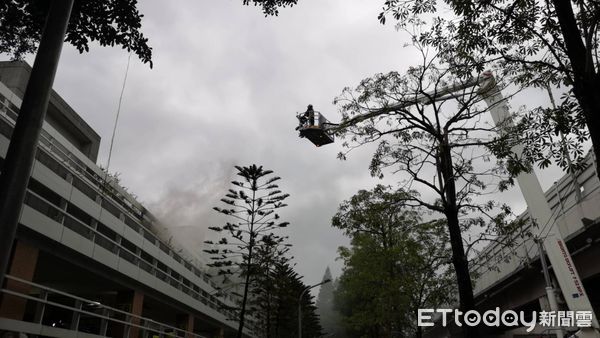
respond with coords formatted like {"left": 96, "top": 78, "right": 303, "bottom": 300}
{"left": 425, "top": 152, "right": 600, "bottom": 337}
{"left": 0, "top": 61, "right": 250, "bottom": 338}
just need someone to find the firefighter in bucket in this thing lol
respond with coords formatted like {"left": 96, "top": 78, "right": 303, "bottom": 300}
{"left": 295, "top": 104, "right": 335, "bottom": 147}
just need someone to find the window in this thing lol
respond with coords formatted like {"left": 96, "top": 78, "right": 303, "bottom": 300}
{"left": 24, "top": 192, "right": 62, "bottom": 222}
{"left": 121, "top": 238, "right": 137, "bottom": 254}
{"left": 140, "top": 250, "right": 154, "bottom": 264}
{"left": 159, "top": 242, "right": 170, "bottom": 255}
{"left": 66, "top": 203, "right": 93, "bottom": 226}
{"left": 28, "top": 178, "right": 62, "bottom": 207}
{"left": 96, "top": 222, "right": 117, "bottom": 241}
{"left": 143, "top": 230, "right": 156, "bottom": 244}
{"left": 72, "top": 176, "right": 97, "bottom": 202}
{"left": 36, "top": 150, "right": 70, "bottom": 179}
{"left": 63, "top": 215, "right": 93, "bottom": 240}
{"left": 124, "top": 215, "right": 140, "bottom": 232}
{"left": 100, "top": 198, "right": 121, "bottom": 219}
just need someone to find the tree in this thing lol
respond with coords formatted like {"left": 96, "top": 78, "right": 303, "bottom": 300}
{"left": 204, "top": 164, "right": 290, "bottom": 338}
{"left": 315, "top": 267, "right": 345, "bottom": 337}
{"left": 241, "top": 0, "right": 299, "bottom": 16}
{"left": 268, "top": 262, "right": 324, "bottom": 338}
{"left": 378, "top": 0, "right": 600, "bottom": 178}
{"left": 332, "top": 185, "right": 454, "bottom": 338}
{"left": 331, "top": 45, "right": 520, "bottom": 336}
{"left": 248, "top": 233, "right": 292, "bottom": 338}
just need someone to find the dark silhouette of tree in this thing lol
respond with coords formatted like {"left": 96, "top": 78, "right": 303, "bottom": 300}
{"left": 204, "top": 164, "right": 289, "bottom": 338}
{"left": 0, "top": 0, "right": 153, "bottom": 66}
{"left": 267, "top": 262, "right": 323, "bottom": 338}
{"left": 241, "top": 0, "right": 299, "bottom": 16}
{"left": 332, "top": 185, "right": 454, "bottom": 338}
{"left": 378, "top": 0, "right": 600, "bottom": 178}
{"left": 249, "top": 233, "right": 292, "bottom": 338}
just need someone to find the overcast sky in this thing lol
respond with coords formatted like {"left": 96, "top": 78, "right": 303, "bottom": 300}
{"left": 9, "top": 0, "right": 573, "bottom": 291}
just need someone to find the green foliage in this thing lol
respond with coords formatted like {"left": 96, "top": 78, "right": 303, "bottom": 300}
{"left": 331, "top": 185, "right": 454, "bottom": 337}
{"left": 378, "top": 0, "right": 600, "bottom": 174}
{"left": 242, "top": 0, "right": 299, "bottom": 16}
{"left": 205, "top": 164, "right": 290, "bottom": 337}
{"left": 0, "top": 0, "right": 153, "bottom": 66}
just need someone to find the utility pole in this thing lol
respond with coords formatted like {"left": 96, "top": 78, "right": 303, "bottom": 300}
{"left": 0, "top": 0, "right": 74, "bottom": 288}
{"left": 298, "top": 279, "right": 330, "bottom": 338}
{"left": 537, "top": 237, "right": 565, "bottom": 338}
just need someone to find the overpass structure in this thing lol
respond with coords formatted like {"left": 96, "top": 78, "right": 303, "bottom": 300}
{"left": 0, "top": 61, "right": 251, "bottom": 338}
{"left": 472, "top": 151, "right": 600, "bottom": 337}
{"left": 424, "top": 151, "right": 600, "bottom": 337}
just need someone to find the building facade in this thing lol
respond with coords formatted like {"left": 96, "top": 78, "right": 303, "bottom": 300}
{"left": 0, "top": 61, "right": 249, "bottom": 338}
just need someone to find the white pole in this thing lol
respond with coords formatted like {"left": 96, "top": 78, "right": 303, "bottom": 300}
{"left": 479, "top": 72, "right": 599, "bottom": 337}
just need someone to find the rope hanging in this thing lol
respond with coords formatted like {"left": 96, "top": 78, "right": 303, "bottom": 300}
{"left": 106, "top": 51, "right": 132, "bottom": 173}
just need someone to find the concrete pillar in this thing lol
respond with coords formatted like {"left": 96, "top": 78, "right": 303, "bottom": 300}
{"left": 187, "top": 315, "right": 195, "bottom": 338}
{"left": 177, "top": 313, "right": 195, "bottom": 338}
{"left": 177, "top": 314, "right": 195, "bottom": 338}
{"left": 0, "top": 240, "right": 39, "bottom": 320}
{"left": 112, "top": 290, "right": 145, "bottom": 338}
{"left": 128, "top": 290, "right": 144, "bottom": 338}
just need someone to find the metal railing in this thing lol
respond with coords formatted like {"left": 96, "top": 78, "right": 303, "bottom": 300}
{"left": 1, "top": 275, "right": 207, "bottom": 338}
{"left": 21, "top": 188, "right": 231, "bottom": 316}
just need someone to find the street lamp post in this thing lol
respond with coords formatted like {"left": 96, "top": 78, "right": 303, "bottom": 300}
{"left": 298, "top": 278, "right": 331, "bottom": 338}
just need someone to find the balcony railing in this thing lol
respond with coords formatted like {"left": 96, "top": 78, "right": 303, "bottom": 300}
{"left": 1, "top": 275, "right": 207, "bottom": 338}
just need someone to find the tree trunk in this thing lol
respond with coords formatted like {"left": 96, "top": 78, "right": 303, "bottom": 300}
{"left": 266, "top": 269, "right": 271, "bottom": 338}
{"left": 551, "top": 0, "right": 600, "bottom": 177}
{"left": 439, "top": 138, "right": 479, "bottom": 338}
{"left": 578, "top": 80, "right": 600, "bottom": 180}
{"left": 237, "top": 245, "right": 253, "bottom": 338}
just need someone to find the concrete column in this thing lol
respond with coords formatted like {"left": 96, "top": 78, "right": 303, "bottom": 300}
{"left": 214, "top": 327, "right": 224, "bottom": 338}
{"left": 128, "top": 290, "right": 144, "bottom": 338}
{"left": 178, "top": 314, "right": 195, "bottom": 338}
{"left": 0, "top": 240, "right": 39, "bottom": 320}
{"left": 111, "top": 290, "right": 145, "bottom": 338}
{"left": 177, "top": 313, "right": 195, "bottom": 338}
{"left": 187, "top": 315, "right": 195, "bottom": 338}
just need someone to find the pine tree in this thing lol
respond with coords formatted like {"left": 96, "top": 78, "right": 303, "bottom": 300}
{"left": 204, "top": 164, "right": 289, "bottom": 338}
